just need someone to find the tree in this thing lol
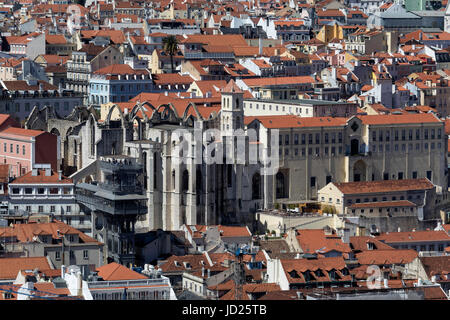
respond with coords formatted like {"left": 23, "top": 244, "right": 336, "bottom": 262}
{"left": 162, "top": 35, "right": 178, "bottom": 73}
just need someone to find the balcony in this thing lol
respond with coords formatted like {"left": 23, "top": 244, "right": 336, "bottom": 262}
{"left": 88, "top": 278, "right": 169, "bottom": 289}
{"left": 76, "top": 194, "right": 147, "bottom": 215}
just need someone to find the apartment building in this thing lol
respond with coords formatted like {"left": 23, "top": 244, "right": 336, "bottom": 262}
{"left": 0, "top": 127, "right": 58, "bottom": 176}
{"left": 246, "top": 113, "right": 446, "bottom": 204}
{"left": 7, "top": 165, "right": 88, "bottom": 234}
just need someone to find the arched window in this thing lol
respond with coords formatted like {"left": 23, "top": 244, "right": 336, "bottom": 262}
{"left": 252, "top": 173, "right": 261, "bottom": 199}
{"left": 172, "top": 170, "right": 176, "bottom": 190}
{"left": 90, "top": 121, "right": 95, "bottom": 156}
{"left": 182, "top": 169, "right": 189, "bottom": 192}
{"left": 276, "top": 172, "right": 285, "bottom": 199}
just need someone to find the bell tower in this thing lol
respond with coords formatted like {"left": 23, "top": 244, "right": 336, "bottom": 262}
{"left": 220, "top": 79, "right": 244, "bottom": 136}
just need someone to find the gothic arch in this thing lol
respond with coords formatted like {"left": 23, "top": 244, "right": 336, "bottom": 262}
{"left": 252, "top": 172, "right": 261, "bottom": 200}
{"left": 156, "top": 103, "right": 179, "bottom": 122}
{"left": 276, "top": 172, "right": 286, "bottom": 199}
{"left": 353, "top": 160, "right": 367, "bottom": 182}
{"left": 104, "top": 103, "right": 127, "bottom": 128}
{"left": 182, "top": 103, "right": 202, "bottom": 121}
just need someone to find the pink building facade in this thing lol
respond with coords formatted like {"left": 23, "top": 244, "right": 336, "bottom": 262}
{"left": 0, "top": 127, "right": 58, "bottom": 177}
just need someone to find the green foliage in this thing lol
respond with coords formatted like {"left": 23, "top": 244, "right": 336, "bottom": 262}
{"left": 321, "top": 204, "right": 336, "bottom": 214}
{"left": 162, "top": 35, "right": 179, "bottom": 73}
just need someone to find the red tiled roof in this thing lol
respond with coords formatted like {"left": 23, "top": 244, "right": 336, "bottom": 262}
{"left": 242, "top": 76, "right": 315, "bottom": 87}
{"left": 376, "top": 230, "right": 450, "bottom": 243}
{"left": 93, "top": 64, "right": 148, "bottom": 76}
{"left": 0, "top": 127, "right": 46, "bottom": 138}
{"left": 45, "top": 34, "right": 67, "bottom": 45}
{"left": 355, "top": 249, "right": 418, "bottom": 265}
{"left": 245, "top": 115, "right": 348, "bottom": 129}
{"left": 0, "top": 257, "right": 52, "bottom": 280}
{"left": 2, "top": 80, "right": 57, "bottom": 91}
{"left": 10, "top": 169, "right": 72, "bottom": 184}
{"left": 96, "top": 262, "right": 148, "bottom": 281}
{"left": 296, "top": 229, "right": 351, "bottom": 254}
{"left": 332, "top": 178, "right": 434, "bottom": 195}
{"left": 348, "top": 200, "right": 417, "bottom": 209}
{"left": 349, "top": 236, "right": 394, "bottom": 252}
{"left": 281, "top": 256, "right": 351, "bottom": 283}
{"left": 0, "top": 221, "right": 102, "bottom": 245}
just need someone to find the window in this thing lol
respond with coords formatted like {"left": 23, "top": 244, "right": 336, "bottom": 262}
{"left": 326, "top": 175, "right": 332, "bottom": 184}
{"left": 38, "top": 206, "right": 43, "bottom": 212}
{"left": 83, "top": 250, "right": 88, "bottom": 260}
{"left": 301, "top": 134, "right": 305, "bottom": 144}
{"left": 50, "top": 206, "right": 55, "bottom": 212}
{"left": 398, "top": 172, "right": 403, "bottom": 180}
{"left": 424, "top": 129, "right": 428, "bottom": 139}
{"left": 38, "top": 188, "right": 45, "bottom": 194}
{"left": 55, "top": 251, "right": 61, "bottom": 261}
{"left": 431, "top": 129, "right": 435, "bottom": 139}
{"left": 427, "top": 171, "right": 432, "bottom": 180}
{"left": 294, "top": 134, "right": 299, "bottom": 145}
{"left": 285, "top": 135, "right": 290, "bottom": 145}
{"left": 26, "top": 206, "right": 31, "bottom": 212}
{"left": 408, "top": 130, "right": 412, "bottom": 140}
{"left": 10, "top": 144, "right": 12, "bottom": 153}
{"left": 310, "top": 176, "right": 316, "bottom": 187}
{"left": 383, "top": 172, "right": 389, "bottom": 180}
{"left": 49, "top": 188, "right": 59, "bottom": 194}
{"left": 315, "top": 133, "right": 320, "bottom": 144}
{"left": 3, "top": 143, "right": 5, "bottom": 152}
{"left": 25, "top": 188, "right": 32, "bottom": 194}
{"left": 70, "top": 250, "right": 75, "bottom": 259}
{"left": 416, "top": 129, "right": 420, "bottom": 140}
{"left": 12, "top": 188, "right": 19, "bottom": 194}
{"left": 66, "top": 206, "right": 71, "bottom": 213}
{"left": 22, "top": 145, "right": 25, "bottom": 155}
{"left": 338, "top": 132, "right": 342, "bottom": 143}
{"left": 412, "top": 171, "right": 417, "bottom": 179}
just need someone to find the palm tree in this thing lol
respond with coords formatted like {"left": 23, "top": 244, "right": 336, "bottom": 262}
{"left": 162, "top": 35, "right": 179, "bottom": 73}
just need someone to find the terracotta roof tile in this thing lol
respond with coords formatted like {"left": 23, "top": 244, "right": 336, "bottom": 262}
{"left": 355, "top": 249, "right": 418, "bottom": 265}
{"left": 10, "top": 169, "right": 72, "bottom": 184}
{"left": 333, "top": 178, "right": 434, "bottom": 195}
{"left": 96, "top": 262, "right": 148, "bottom": 281}
{"left": 0, "top": 257, "right": 52, "bottom": 280}
{"left": 376, "top": 230, "right": 450, "bottom": 243}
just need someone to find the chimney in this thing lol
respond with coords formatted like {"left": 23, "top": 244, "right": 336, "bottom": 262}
{"left": 201, "top": 267, "right": 205, "bottom": 277}
{"left": 58, "top": 170, "right": 62, "bottom": 180}
{"left": 383, "top": 278, "right": 389, "bottom": 288}
{"left": 61, "top": 265, "right": 66, "bottom": 278}
{"left": 77, "top": 273, "right": 83, "bottom": 297}
{"left": 39, "top": 82, "right": 44, "bottom": 92}
{"left": 258, "top": 37, "right": 263, "bottom": 56}
{"left": 207, "top": 269, "right": 210, "bottom": 278}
